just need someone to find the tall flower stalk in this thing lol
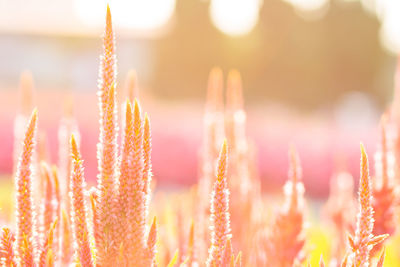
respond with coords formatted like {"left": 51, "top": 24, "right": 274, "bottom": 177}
{"left": 15, "top": 109, "right": 38, "bottom": 266}
{"left": 70, "top": 135, "right": 94, "bottom": 267}
{"left": 266, "top": 147, "right": 306, "bottom": 267}
{"left": 1, "top": 228, "right": 17, "bottom": 267}
{"left": 207, "top": 140, "right": 232, "bottom": 266}
{"left": 371, "top": 118, "right": 397, "bottom": 256}
{"left": 95, "top": 5, "right": 119, "bottom": 263}
{"left": 347, "top": 144, "right": 388, "bottom": 267}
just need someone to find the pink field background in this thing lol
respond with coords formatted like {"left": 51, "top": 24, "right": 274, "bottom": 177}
{"left": 0, "top": 89, "right": 377, "bottom": 197}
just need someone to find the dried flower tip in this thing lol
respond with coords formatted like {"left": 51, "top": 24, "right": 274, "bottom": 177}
{"left": 207, "top": 67, "right": 224, "bottom": 112}
{"left": 125, "top": 69, "right": 139, "bottom": 101}
{"left": 226, "top": 69, "right": 243, "bottom": 111}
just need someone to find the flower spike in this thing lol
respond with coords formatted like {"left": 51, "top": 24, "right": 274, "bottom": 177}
{"left": 98, "top": 3, "right": 117, "bottom": 117}
{"left": 38, "top": 219, "right": 57, "bottom": 267}
{"left": 95, "top": 6, "right": 119, "bottom": 262}
{"left": 124, "top": 98, "right": 147, "bottom": 263}
{"left": 95, "top": 81, "right": 119, "bottom": 263}
{"left": 1, "top": 227, "right": 17, "bottom": 267}
{"left": 266, "top": 146, "right": 306, "bottom": 266}
{"left": 15, "top": 108, "right": 38, "bottom": 266}
{"left": 207, "top": 139, "right": 232, "bottom": 266}
{"left": 142, "top": 113, "right": 153, "bottom": 211}
{"left": 70, "top": 135, "right": 94, "bottom": 267}
{"left": 349, "top": 144, "right": 388, "bottom": 266}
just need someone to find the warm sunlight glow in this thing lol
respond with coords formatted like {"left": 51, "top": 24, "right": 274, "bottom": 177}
{"left": 209, "top": 0, "right": 261, "bottom": 36}
{"left": 289, "top": 0, "right": 328, "bottom": 11}
{"left": 377, "top": 0, "right": 400, "bottom": 53}
{"left": 74, "top": 0, "right": 176, "bottom": 30}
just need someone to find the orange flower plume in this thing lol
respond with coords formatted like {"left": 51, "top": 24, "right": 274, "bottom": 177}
{"left": 70, "top": 135, "right": 94, "bottom": 267}
{"left": 347, "top": 144, "right": 388, "bottom": 267}
{"left": 207, "top": 140, "right": 232, "bottom": 266}
{"left": 6, "top": 3, "right": 400, "bottom": 267}
{"left": 13, "top": 71, "right": 35, "bottom": 172}
{"left": 371, "top": 118, "right": 396, "bottom": 256}
{"left": 1, "top": 227, "right": 17, "bottom": 267}
{"left": 142, "top": 113, "right": 153, "bottom": 215}
{"left": 116, "top": 99, "right": 134, "bottom": 250}
{"left": 95, "top": 6, "right": 119, "bottom": 261}
{"left": 266, "top": 146, "right": 306, "bottom": 267}
{"left": 15, "top": 108, "right": 38, "bottom": 266}
{"left": 98, "top": 4, "right": 116, "bottom": 120}
{"left": 124, "top": 99, "right": 147, "bottom": 264}
{"left": 38, "top": 219, "right": 57, "bottom": 267}
{"left": 95, "top": 82, "right": 119, "bottom": 263}
{"left": 197, "top": 67, "right": 225, "bottom": 261}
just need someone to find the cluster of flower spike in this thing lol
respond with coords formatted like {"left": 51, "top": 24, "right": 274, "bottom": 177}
{"left": 4, "top": 4, "right": 400, "bottom": 267}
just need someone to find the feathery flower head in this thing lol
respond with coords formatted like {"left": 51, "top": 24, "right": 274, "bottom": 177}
{"left": 70, "top": 134, "right": 94, "bottom": 267}
{"left": 95, "top": 81, "right": 119, "bottom": 263}
{"left": 371, "top": 117, "right": 396, "bottom": 256}
{"left": 98, "top": 4, "right": 117, "bottom": 114}
{"left": 123, "top": 98, "right": 148, "bottom": 263}
{"left": 207, "top": 139, "right": 232, "bottom": 266}
{"left": 1, "top": 227, "right": 17, "bottom": 267}
{"left": 14, "top": 72, "right": 36, "bottom": 175}
{"left": 39, "top": 219, "right": 57, "bottom": 267}
{"left": 348, "top": 144, "right": 388, "bottom": 267}
{"left": 266, "top": 146, "right": 306, "bottom": 267}
{"left": 15, "top": 108, "right": 38, "bottom": 266}
{"left": 96, "top": 9, "right": 119, "bottom": 261}
{"left": 116, "top": 99, "right": 133, "bottom": 235}
{"left": 142, "top": 112, "right": 153, "bottom": 216}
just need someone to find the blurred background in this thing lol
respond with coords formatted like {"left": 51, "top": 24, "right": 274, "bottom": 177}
{"left": 0, "top": 0, "right": 399, "bottom": 197}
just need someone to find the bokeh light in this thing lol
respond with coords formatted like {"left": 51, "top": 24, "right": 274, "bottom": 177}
{"left": 209, "top": 0, "right": 261, "bottom": 36}
{"left": 282, "top": 0, "right": 330, "bottom": 20}
{"left": 377, "top": 0, "right": 400, "bottom": 53}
